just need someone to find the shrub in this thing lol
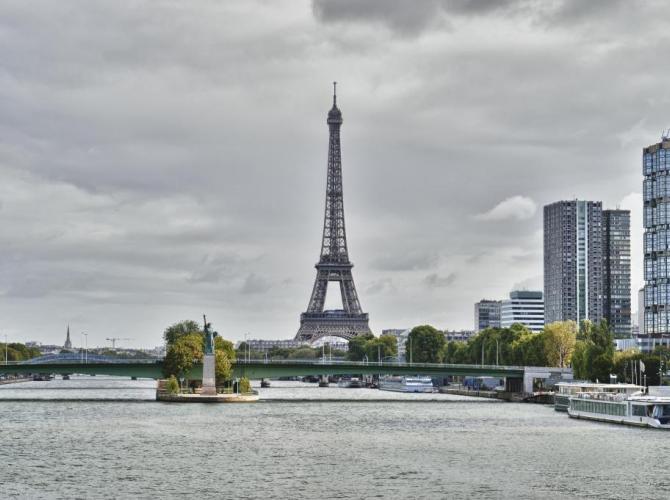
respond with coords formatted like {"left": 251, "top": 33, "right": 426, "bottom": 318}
{"left": 166, "top": 375, "right": 180, "bottom": 395}
{"left": 239, "top": 377, "right": 252, "bottom": 394}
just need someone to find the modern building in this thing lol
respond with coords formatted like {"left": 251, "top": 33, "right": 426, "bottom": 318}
{"left": 544, "top": 200, "right": 604, "bottom": 325}
{"left": 474, "top": 300, "right": 501, "bottom": 332}
{"left": 643, "top": 134, "right": 670, "bottom": 345}
{"left": 500, "top": 290, "right": 545, "bottom": 333}
{"left": 638, "top": 287, "right": 645, "bottom": 337}
{"left": 443, "top": 330, "right": 476, "bottom": 342}
{"left": 240, "top": 339, "right": 308, "bottom": 351}
{"left": 602, "top": 210, "right": 632, "bottom": 337}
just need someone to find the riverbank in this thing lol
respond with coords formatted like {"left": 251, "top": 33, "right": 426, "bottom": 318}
{"left": 0, "top": 377, "right": 31, "bottom": 386}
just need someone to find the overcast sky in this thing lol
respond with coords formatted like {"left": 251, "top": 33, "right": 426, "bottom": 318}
{"left": 1, "top": 0, "right": 667, "bottom": 348}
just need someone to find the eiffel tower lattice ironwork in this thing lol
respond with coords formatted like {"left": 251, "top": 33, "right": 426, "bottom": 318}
{"left": 295, "top": 83, "right": 371, "bottom": 342}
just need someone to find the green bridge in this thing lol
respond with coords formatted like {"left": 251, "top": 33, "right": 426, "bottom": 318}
{"left": 0, "top": 359, "right": 526, "bottom": 381}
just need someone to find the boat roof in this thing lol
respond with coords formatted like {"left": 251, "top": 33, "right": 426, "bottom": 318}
{"left": 629, "top": 396, "right": 670, "bottom": 403}
{"left": 556, "top": 382, "right": 642, "bottom": 388}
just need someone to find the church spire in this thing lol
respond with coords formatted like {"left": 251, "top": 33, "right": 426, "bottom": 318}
{"left": 64, "top": 324, "right": 72, "bottom": 350}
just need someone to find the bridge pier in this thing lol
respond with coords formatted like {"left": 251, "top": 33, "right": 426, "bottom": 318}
{"left": 318, "top": 375, "right": 329, "bottom": 387}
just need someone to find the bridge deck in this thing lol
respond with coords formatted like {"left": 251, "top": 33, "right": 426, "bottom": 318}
{"left": 0, "top": 360, "right": 525, "bottom": 380}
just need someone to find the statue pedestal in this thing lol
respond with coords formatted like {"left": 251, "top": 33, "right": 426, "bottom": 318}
{"left": 202, "top": 354, "right": 216, "bottom": 396}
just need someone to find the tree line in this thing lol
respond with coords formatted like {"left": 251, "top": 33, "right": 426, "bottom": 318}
{"left": 0, "top": 342, "right": 41, "bottom": 362}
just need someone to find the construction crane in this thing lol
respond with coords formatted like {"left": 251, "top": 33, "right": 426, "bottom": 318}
{"left": 106, "top": 337, "right": 132, "bottom": 349}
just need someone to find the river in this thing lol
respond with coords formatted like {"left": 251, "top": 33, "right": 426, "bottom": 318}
{"left": 1, "top": 377, "right": 668, "bottom": 499}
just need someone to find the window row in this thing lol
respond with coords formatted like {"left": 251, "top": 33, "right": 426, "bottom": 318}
{"left": 644, "top": 229, "right": 670, "bottom": 253}
{"left": 644, "top": 283, "right": 670, "bottom": 306}
{"left": 644, "top": 150, "right": 670, "bottom": 175}
{"left": 644, "top": 204, "right": 670, "bottom": 227}
{"left": 644, "top": 256, "right": 670, "bottom": 280}
{"left": 643, "top": 176, "right": 670, "bottom": 201}
{"left": 645, "top": 310, "right": 670, "bottom": 335}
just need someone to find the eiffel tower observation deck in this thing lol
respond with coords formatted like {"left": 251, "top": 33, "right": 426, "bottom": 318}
{"left": 295, "top": 84, "right": 372, "bottom": 343}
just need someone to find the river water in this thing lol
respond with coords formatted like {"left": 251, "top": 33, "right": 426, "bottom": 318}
{"left": 1, "top": 377, "right": 669, "bottom": 499}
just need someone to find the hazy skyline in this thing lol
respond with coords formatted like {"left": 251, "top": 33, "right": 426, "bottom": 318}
{"left": 1, "top": 0, "right": 667, "bottom": 347}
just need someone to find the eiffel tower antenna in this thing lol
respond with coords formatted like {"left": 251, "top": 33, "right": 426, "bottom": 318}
{"left": 295, "top": 84, "right": 371, "bottom": 343}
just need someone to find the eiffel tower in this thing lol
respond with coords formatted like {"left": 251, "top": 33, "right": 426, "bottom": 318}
{"left": 295, "top": 83, "right": 371, "bottom": 342}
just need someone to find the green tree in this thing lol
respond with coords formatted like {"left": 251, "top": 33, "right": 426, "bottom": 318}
{"left": 162, "top": 332, "right": 204, "bottom": 380}
{"left": 543, "top": 321, "right": 577, "bottom": 367}
{"left": 166, "top": 375, "right": 180, "bottom": 394}
{"left": 366, "top": 334, "right": 398, "bottom": 362}
{"left": 215, "top": 336, "right": 236, "bottom": 361}
{"left": 571, "top": 341, "right": 589, "bottom": 379}
{"left": 406, "top": 325, "right": 445, "bottom": 363}
{"left": 570, "top": 320, "right": 614, "bottom": 381}
{"left": 239, "top": 377, "right": 252, "bottom": 394}
{"left": 164, "top": 320, "right": 202, "bottom": 346}
{"left": 347, "top": 333, "right": 375, "bottom": 361}
{"left": 215, "top": 349, "right": 232, "bottom": 386}
{"left": 288, "top": 346, "right": 319, "bottom": 359}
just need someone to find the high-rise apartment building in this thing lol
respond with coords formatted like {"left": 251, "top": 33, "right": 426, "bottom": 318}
{"left": 602, "top": 210, "right": 631, "bottom": 337}
{"left": 643, "top": 135, "right": 670, "bottom": 343}
{"left": 500, "top": 290, "right": 544, "bottom": 333}
{"left": 544, "top": 200, "right": 604, "bottom": 325}
{"left": 474, "top": 300, "right": 501, "bottom": 332}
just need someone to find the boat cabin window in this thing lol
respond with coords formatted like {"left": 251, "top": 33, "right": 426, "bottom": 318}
{"left": 652, "top": 405, "right": 670, "bottom": 418}
{"left": 632, "top": 405, "right": 647, "bottom": 417}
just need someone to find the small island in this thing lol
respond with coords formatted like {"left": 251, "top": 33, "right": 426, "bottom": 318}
{"left": 156, "top": 316, "right": 259, "bottom": 403}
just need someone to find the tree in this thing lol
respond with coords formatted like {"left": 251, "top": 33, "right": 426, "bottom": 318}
{"left": 543, "top": 321, "right": 577, "bottom": 367}
{"left": 164, "top": 320, "right": 202, "bottom": 346}
{"left": 166, "top": 375, "right": 180, "bottom": 394}
{"left": 366, "top": 335, "right": 398, "bottom": 362}
{"left": 162, "top": 333, "right": 204, "bottom": 380}
{"left": 239, "top": 377, "right": 252, "bottom": 394}
{"left": 347, "top": 333, "right": 374, "bottom": 361}
{"left": 215, "top": 336, "right": 236, "bottom": 361}
{"left": 406, "top": 325, "right": 445, "bottom": 363}
{"left": 571, "top": 341, "right": 589, "bottom": 379}
{"left": 215, "top": 349, "right": 232, "bottom": 386}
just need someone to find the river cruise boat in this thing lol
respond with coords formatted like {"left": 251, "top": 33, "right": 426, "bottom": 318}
{"left": 568, "top": 392, "right": 670, "bottom": 429}
{"left": 378, "top": 376, "right": 434, "bottom": 393}
{"left": 554, "top": 382, "right": 642, "bottom": 412}
{"left": 337, "top": 377, "right": 362, "bottom": 388}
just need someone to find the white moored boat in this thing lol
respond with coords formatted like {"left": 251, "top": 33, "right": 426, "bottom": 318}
{"left": 378, "top": 376, "right": 434, "bottom": 393}
{"left": 567, "top": 392, "right": 670, "bottom": 429}
{"left": 554, "top": 382, "right": 642, "bottom": 412}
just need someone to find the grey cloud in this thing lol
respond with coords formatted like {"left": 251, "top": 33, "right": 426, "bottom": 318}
{"left": 311, "top": 0, "right": 622, "bottom": 35}
{"left": 365, "top": 278, "right": 395, "bottom": 295}
{"left": 240, "top": 273, "right": 271, "bottom": 295}
{"left": 424, "top": 272, "right": 457, "bottom": 288}
{"left": 371, "top": 251, "right": 439, "bottom": 271}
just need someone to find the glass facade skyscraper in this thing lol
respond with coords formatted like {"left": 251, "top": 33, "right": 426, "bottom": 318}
{"left": 643, "top": 137, "right": 670, "bottom": 340}
{"left": 603, "top": 210, "right": 631, "bottom": 337}
{"left": 544, "top": 200, "right": 604, "bottom": 325}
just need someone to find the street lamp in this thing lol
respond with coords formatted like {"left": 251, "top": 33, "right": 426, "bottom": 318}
{"left": 4, "top": 333, "right": 7, "bottom": 366}
{"left": 244, "top": 333, "right": 249, "bottom": 363}
{"left": 81, "top": 333, "right": 88, "bottom": 364}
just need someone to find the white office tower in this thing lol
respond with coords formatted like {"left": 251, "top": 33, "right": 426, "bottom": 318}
{"left": 501, "top": 290, "right": 545, "bottom": 333}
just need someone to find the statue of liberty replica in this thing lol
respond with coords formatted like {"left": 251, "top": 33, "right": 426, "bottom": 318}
{"left": 201, "top": 314, "right": 218, "bottom": 395}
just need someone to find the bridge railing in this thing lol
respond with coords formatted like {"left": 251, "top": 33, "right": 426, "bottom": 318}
{"left": 234, "top": 358, "right": 527, "bottom": 371}
{"left": 3, "top": 359, "right": 162, "bottom": 366}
